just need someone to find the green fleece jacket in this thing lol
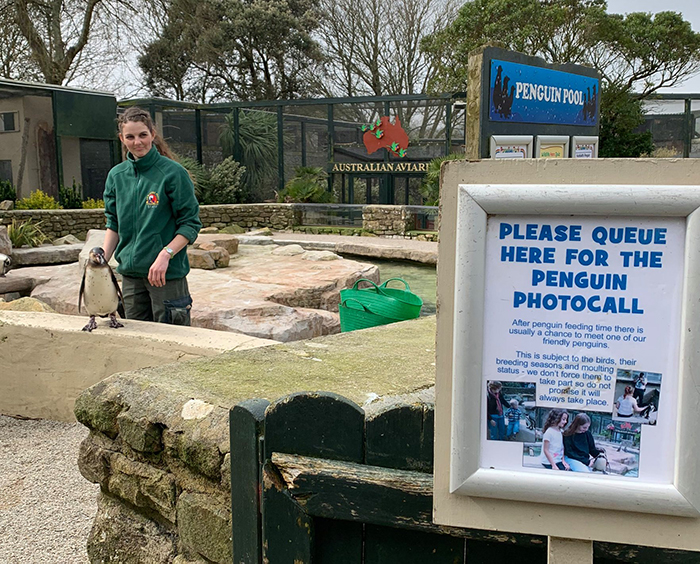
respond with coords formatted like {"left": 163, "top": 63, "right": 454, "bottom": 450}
{"left": 104, "top": 146, "right": 201, "bottom": 280}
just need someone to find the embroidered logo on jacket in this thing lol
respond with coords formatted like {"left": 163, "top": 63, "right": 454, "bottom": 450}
{"left": 146, "top": 192, "right": 159, "bottom": 206}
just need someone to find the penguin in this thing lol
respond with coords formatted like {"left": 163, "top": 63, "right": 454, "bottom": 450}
{"left": 0, "top": 253, "right": 10, "bottom": 276}
{"left": 79, "top": 247, "right": 124, "bottom": 332}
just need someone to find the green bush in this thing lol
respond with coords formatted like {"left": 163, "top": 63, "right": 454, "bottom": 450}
{"left": 179, "top": 157, "right": 212, "bottom": 199}
{"left": 7, "top": 218, "right": 48, "bottom": 247}
{"left": 180, "top": 157, "right": 247, "bottom": 205}
{"left": 59, "top": 180, "right": 83, "bottom": 209}
{"left": 82, "top": 198, "right": 105, "bottom": 209}
{"left": 277, "top": 166, "right": 333, "bottom": 203}
{"left": 15, "top": 190, "right": 62, "bottom": 210}
{"left": 419, "top": 153, "right": 464, "bottom": 206}
{"left": 0, "top": 180, "right": 16, "bottom": 202}
{"left": 206, "top": 158, "right": 246, "bottom": 204}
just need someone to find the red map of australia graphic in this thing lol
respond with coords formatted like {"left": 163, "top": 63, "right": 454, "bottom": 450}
{"left": 363, "top": 116, "right": 409, "bottom": 157}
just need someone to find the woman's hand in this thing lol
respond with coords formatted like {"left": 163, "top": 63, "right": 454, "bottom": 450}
{"left": 490, "top": 419, "right": 496, "bottom": 427}
{"left": 148, "top": 250, "right": 171, "bottom": 287}
{"left": 562, "top": 460, "right": 571, "bottom": 471}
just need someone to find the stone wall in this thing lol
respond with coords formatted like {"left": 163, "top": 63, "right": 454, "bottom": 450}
{"left": 0, "top": 209, "right": 106, "bottom": 240}
{"left": 197, "top": 203, "right": 299, "bottom": 230}
{"left": 75, "top": 317, "right": 436, "bottom": 563}
{"left": 0, "top": 204, "right": 437, "bottom": 241}
{"left": 362, "top": 205, "right": 412, "bottom": 236}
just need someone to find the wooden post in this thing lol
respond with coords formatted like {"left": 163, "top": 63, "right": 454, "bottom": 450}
{"left": 548, "top": 537, "right": 593, "bottom": 564}
{"left": 262, "top": 392, "right": 365, "bottom": 563}
{"left": 230, "top": 398, "right": 269, "bottom": 564}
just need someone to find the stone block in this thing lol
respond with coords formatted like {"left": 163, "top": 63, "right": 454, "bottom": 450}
{"left": 74, "top": 385, "right": 125, "bottom": 439}
{"left": 211, "top": 247, "right": 230, "bottom": 268}
{"left": 0, "top": 225, "right": 10, "bottom": 255}
{"left": 88, "top": 493, "right": 177, "bottom": 564}
{"left": 162, "top": 414, "right": 227, "bottom": 481}
{"left": 77, "top": 435, "right": 112, "bottom": 484}
{"left": 108, "top": 453, "right": 178, "bottom": 523}
{"left": 53, "top": 234, "right": 82, "bottom": 245}
{"left": 177, "top": 492, "right": 232, "bottom": 564}
{"left": 118, "top": 411, "right": 164, "bottom": 453}
{"left": 221, "top": 453, "right": 231, "bottom": 492}
{"left": 302, "top": 250, "right": 340, "bottom": 261}
{"left": 187, "top": 249, "right": 216, "bottom": 270}
{"left": 11, "top": 243, "right": 82, "bottom": 266}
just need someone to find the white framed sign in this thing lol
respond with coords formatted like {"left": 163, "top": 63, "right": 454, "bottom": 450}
{"left": 490, "top": 135, "right": 533, "bottom": 159}
{"left": 572, "top": 135, "right": 599, "bottom": 159}
{"left": 536, "top": 135, "right": 569, "bottom": 158}
{"left": 438, "top": 184, "right": 700, "bottom": 525}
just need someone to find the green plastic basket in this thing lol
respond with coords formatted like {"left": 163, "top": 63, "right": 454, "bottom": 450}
{"left": 340, "top": 278, "right": 422, "bottom": 321}
{"left": 378, "top": 278, "right": 423, "bottom": 319}
{"left": 339, "top": 298, "right": 398, "bottom": 332}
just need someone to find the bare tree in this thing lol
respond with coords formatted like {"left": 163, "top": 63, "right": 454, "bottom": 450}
{"left": 314, "top": 0, "right": 458, "bottom": 137}
{"left": 10, "top": 0, "right": 135, "bottom": 86}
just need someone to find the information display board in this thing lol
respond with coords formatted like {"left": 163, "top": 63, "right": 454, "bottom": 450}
{"left": 490, "top": 135, "right": 533, "bottom": 159}
{"left": 572, "top": 136, "right": 599, "bottom": 159}
{"left": 481, "top": 216, "right": 683, "bottom": 485}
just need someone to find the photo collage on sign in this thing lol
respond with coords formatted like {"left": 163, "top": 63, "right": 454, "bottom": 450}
{"left": 486, "top": 369, "right": 661, "bottom": 478}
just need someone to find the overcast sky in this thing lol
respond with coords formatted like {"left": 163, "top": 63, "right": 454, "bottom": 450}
{"left": 606, "top": 0, "right": 700, "bottom": 93}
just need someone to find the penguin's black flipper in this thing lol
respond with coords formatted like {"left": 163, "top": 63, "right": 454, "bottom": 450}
{"left": 117, "top": 298, "right": 126, "bottom": 320}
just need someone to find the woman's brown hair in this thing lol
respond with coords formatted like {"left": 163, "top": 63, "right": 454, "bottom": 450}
{"left": 563, "top": 413, "right": 591, "bottom": 437}
{"left": 118, "top": 107, "right": 175, "bottom": 160}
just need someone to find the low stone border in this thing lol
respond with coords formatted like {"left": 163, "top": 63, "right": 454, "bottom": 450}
{"left": 0, "top": 204, "right": 438, "bottom": 242}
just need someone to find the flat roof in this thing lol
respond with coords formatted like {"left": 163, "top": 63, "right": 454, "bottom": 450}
{"left": 0, "top": 78, "right": 115, "bottom": 100}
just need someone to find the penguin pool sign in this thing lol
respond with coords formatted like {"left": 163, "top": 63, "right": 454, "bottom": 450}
{"left": 468, "top": 47, "right": 600, "bottom": 160}
{"left": 490, "top": 59, "right": 599, "bottom": 126}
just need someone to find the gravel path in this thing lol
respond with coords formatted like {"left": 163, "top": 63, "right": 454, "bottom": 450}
{"left": 0, "top": 416, "right": 98, "bottom": 564}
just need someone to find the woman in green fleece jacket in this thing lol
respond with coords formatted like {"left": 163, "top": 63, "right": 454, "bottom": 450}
{"left": 103, "top": 107, "right": 202, "bottom": 325}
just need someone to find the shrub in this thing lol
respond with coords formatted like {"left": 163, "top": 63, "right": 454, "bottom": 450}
{"left": 277, "top": 166, "right": 333, "bottom": 203}
{"left": 179, "top": 157, "right": 211, "bottom": 199}
{"left": 58, "top": 180, "right": 83, "bottom": 209}
{"left": 180, "top": 157, "right": 247, "bottom": 205}
{"left": 7, "top": 218, "right": 48, "bottom": 247}
{"left": 206, "top": 157, "right": 247, "bottom": 204}
{"left": 420, "top": 153, "right": 464, "bottom": 206}
{"left": 82, "top": 198, "right": 105, "bottom": 209}
{"left": 0, "top": 180, "right": 16, "bottom": 202}
{"left": 15, "top": 190, "right": 62, "bottom": 210}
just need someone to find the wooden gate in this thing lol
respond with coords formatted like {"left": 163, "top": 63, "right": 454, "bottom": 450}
{"left": 230, "top": 392, "right": 697, "bottom": 564}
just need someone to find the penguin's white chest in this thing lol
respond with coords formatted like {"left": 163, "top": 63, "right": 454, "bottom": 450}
{"left": 83, "top": 268, "right": 119, "bottom": 315}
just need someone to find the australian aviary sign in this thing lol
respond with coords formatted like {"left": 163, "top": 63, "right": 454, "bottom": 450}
{"left": 490, "top": 59, "right": 599, "bottom": 126}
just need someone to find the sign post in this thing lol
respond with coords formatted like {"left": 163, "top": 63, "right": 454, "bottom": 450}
{"left": 434, "top": 158, "right": 700, "bottom": 558}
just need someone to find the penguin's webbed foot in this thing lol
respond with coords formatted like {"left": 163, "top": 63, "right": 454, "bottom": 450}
{"left": 109, "top": 313, "right": 124, "bottom": 329}
{"left": 82, "top": 316, "right": 98, "bottom": 332}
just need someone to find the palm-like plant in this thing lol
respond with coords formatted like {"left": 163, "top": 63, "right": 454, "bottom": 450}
{"left": 419, "top": 153, "right": 464, "bottom": 206}
{"left": 220, "top": 110, "right": 279, "bottom": 198}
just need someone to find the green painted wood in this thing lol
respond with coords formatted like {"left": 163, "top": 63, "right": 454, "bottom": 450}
{"left": 313, "top": 518, "right": 363, "bottom": 564}
{"left": 365, "top": 524, "right": 465, "bottom": 564}
{"left": 271, "top": 453, "right": 545, "bottom": 548}
{"left": 230, "top": 399, "right": 269, "bottom": 564}
{"left": 365, "top": 402, "right": 434, "bottom": 472}
{"left": 594, "top": 543, "right": 700, "bottom": 563}
{"left": 264, "top": 392, "right": 364, "bottom": 463}
{"left": 262, "top": 460, "right": 314, "bottom": 564}
{"left": 467, "top": 538, "right": 546, "bottom": 563}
